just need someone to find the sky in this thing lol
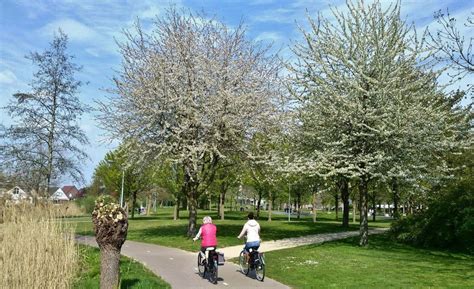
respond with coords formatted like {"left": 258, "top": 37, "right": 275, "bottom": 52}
{"left": 1, "top": 0, "right": 473, "bottom": 187}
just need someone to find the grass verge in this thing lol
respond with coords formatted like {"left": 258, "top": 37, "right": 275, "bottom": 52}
{"left": 70, "top": 208, "right": 391, "bottom": 251}
{"left": 73, "top": 245, "right": 171, "bottom": 289}
{"left": 263, "top": 234, "right": 474, "bottom": 289}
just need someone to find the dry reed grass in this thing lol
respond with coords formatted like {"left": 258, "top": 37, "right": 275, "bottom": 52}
{"left": 52, "top": 201, "right": 85, "bottom": 217}
{"left": 0, "top": 201, "right": 78, "bottom": 289}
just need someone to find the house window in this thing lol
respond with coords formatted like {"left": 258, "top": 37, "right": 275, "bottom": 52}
{"left": 13, "top": 187, "right": 19, "bottom": 195}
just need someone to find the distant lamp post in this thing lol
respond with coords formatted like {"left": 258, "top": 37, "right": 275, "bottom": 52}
{"left": 107, "top": 160, "right": 125, "bottom": 208}
{"left": 288, "top": 183, "right": 291, "bottom": 222}
{"left": 120, "top": 169, "right": 124, "bottom": 208}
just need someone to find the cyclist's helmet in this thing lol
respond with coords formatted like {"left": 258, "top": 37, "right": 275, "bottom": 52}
{"left": 203, "top": 216, "right": 213, "bottom": 224}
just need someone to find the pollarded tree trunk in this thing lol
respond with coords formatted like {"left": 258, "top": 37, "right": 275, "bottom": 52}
{"left": 92, "top": 196, "right": 128, "bottom": 289}
{"left": 100, "top": 244, "right": 121, "bottom": 289}
{"left": 359, "top": 178, "right": 369, "bottom": 246}
{"left": 340, "top": 179, "right": 350, "bottom": 228}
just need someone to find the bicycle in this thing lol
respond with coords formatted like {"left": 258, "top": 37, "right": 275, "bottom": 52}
{"left": 197, "top": 247, "right": 219, "bottom": 284}
{"left": 239, "top": 246, "right": 265, "bottom": 281}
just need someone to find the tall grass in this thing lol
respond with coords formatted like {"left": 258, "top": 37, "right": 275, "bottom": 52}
{"left": 0, "top": 200, "right": 78, "bottom": 289}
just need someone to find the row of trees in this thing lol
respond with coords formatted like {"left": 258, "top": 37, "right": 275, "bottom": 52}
{"left": 2, "top": 1, "right": 472, "bottom": 246}
{"left": 99, "top": 3, "right": 471, "bottom": 244}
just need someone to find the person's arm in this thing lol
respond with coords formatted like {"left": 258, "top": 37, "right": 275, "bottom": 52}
{"left": 237, "top": 224, "right": 247, "bottom": 239}
{"left": 193, "top": 227, "right": 202, "bottom": 241}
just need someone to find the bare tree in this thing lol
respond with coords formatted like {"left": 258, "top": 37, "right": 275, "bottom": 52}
{"left": 98, "top": 9, "right": 282, "bottom": 236}
{"left": 427, "top": 10, "right": 474, "bottom": 94}
{"left": 2, "top": 30, "right": 89, "bottom": 194}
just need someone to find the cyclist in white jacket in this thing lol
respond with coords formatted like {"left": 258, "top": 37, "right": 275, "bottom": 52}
{"left": 237, "top": 212, "right": 261, "bottom": 252}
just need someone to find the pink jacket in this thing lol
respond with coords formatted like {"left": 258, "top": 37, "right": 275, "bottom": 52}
{"left": 196, "top": 223, "right": 217, "bottom": 247}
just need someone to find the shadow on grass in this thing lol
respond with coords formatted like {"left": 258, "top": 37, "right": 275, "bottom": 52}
{"left": 121, "top": 278, "right": 139, "bottom": 288}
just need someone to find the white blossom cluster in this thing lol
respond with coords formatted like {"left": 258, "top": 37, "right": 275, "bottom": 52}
{"left": 285, "top": 1, "right": 471, "bottom": 184}
{"left": 98, "top": 9, "right": 283, "bottom": 186}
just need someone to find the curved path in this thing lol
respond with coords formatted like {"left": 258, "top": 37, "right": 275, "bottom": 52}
{"left": 76, "top": 228, "right": 387, "bottom": 289}
{"left": 76, "top": 236, "right": 290, "bottom": 289}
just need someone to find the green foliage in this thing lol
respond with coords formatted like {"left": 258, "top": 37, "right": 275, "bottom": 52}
{"left": 75, "top": 195, "right": 97, "bottom": 214}
{"left": 390, "top": 178, "right": 474, "bottom": 253}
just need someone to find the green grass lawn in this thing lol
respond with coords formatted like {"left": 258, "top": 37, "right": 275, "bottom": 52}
{"left": 263, "top": 234, "right": 474, "bottom": 289}
{"left": 73, "top": 245, "right": 170, "bottom": 289}
{"left": 70, "top": 208, "right": 391, "bottom": 251}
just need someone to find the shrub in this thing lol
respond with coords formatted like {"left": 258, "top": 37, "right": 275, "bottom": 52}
{"left": 0, "top": 202, "right": 78, "bottom": 288}
{"left": 390, "top": 178, "right": 474, "bottom": 253}
{"left": 75, "top": 194, "right": 96, "bottom": 214}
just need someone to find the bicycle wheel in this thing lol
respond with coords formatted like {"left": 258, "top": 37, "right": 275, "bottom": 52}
{"left": 209, "top": 260, "right": 218, "bottom": 284}
{"left": 239, "top": 251, "right": 249, "bottom": 275}
{"left": 197, "top": 252, "right": 205, "bottom": 276}
{"left": 255, "top": 254, "right": 265, "bottom": 281}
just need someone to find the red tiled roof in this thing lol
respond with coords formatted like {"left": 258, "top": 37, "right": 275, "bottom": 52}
{"left": 61, "top": 185, "right": 80, "bottom": 199}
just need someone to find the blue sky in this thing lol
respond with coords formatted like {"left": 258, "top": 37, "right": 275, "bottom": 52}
{"left": 1, "top": 0, "right": 472, "bottom": 187}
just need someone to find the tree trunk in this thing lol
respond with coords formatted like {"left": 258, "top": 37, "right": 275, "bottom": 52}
{"left": 267, "top": 190, "right": 272, "bottom": 221}
{"left": 173, "top": 195, "right": 180, "bottom": 220}
{"left": 297, "top": 193, "right": 301, "bottom": 220}
{"left": 372, "top": 193, "right": 376, "bottom": 222}
{"left": 391, "top": 178, "right": 400, "bottom": 219}
{"left": 340, "top": 179, "right": 350, "bottom": 227}
{"left": 312, "top": 189, "right": 317, "bottom": 223}
{"left": 359, "top": 178, "right": 369, "bottom": 246}
{"left": 219, "top": 189, "right": 225, "bottom": 221}
{"left": 335, "top": 193, "right": 339, "bottom": 221}
{"left": 256, "top": 190, "right": 262, "bottom": 219}
{"left": 146, "top": 194, "right": 152, "bottom": 216}
{"left": 187, "top": 195, "right": 198, "bottom": 237}
{"left": 353, "top": 200, "right": 356, "bottom": 223}
{"left": 131, "top": 190, "right": 137, "bottom": 219}
{"left": 100, "top": 244, "right": 120, "bottom": 289}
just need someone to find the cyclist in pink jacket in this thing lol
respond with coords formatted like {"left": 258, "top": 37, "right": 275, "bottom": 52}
{"left": 193, "top": 216, "right": 218, "bottom": 252}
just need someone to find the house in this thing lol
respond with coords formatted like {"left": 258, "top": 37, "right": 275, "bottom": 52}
{"left": 62, "top": 185, "right": 81, "bottom": 200}
{"left": 50, "top": 185, "right": 81, "bottom": 201}
{"left": 0, "top": 186, "right": 32, "bottom": 203}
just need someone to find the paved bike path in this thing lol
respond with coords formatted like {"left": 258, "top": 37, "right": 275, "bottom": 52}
{"left": 76, "top": 228, "right": 387, "bottom": 289}
{"left": 76, "top": 236, "right": 290, "bottom": 289}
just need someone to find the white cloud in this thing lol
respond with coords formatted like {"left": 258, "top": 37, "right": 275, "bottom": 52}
{"left": 39, "top": 18, "right": 100, "bottom": 43}
{"left": 255, "top": 31, "right": 283, "bottom": 42}
{"left": 0, "top": 69, "right": 18, "bottom": 84}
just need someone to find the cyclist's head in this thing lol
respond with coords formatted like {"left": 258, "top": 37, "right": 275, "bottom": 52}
{"left": 247, "top": 212, "right": 254, "bottom": 220}
{"left": 203, "top": 216, "right": 213, "bottom": 224}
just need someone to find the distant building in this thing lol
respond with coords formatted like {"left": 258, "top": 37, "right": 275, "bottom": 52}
{"left": 50, "top": 185, "right": 81, "bottom": 201}
{"left": 0, "top": 186, "right": 33, "bottom": 203}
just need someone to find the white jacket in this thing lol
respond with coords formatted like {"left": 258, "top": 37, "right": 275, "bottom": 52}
{"left": 238, "top": 220, "right": 260, "bottom": 242}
